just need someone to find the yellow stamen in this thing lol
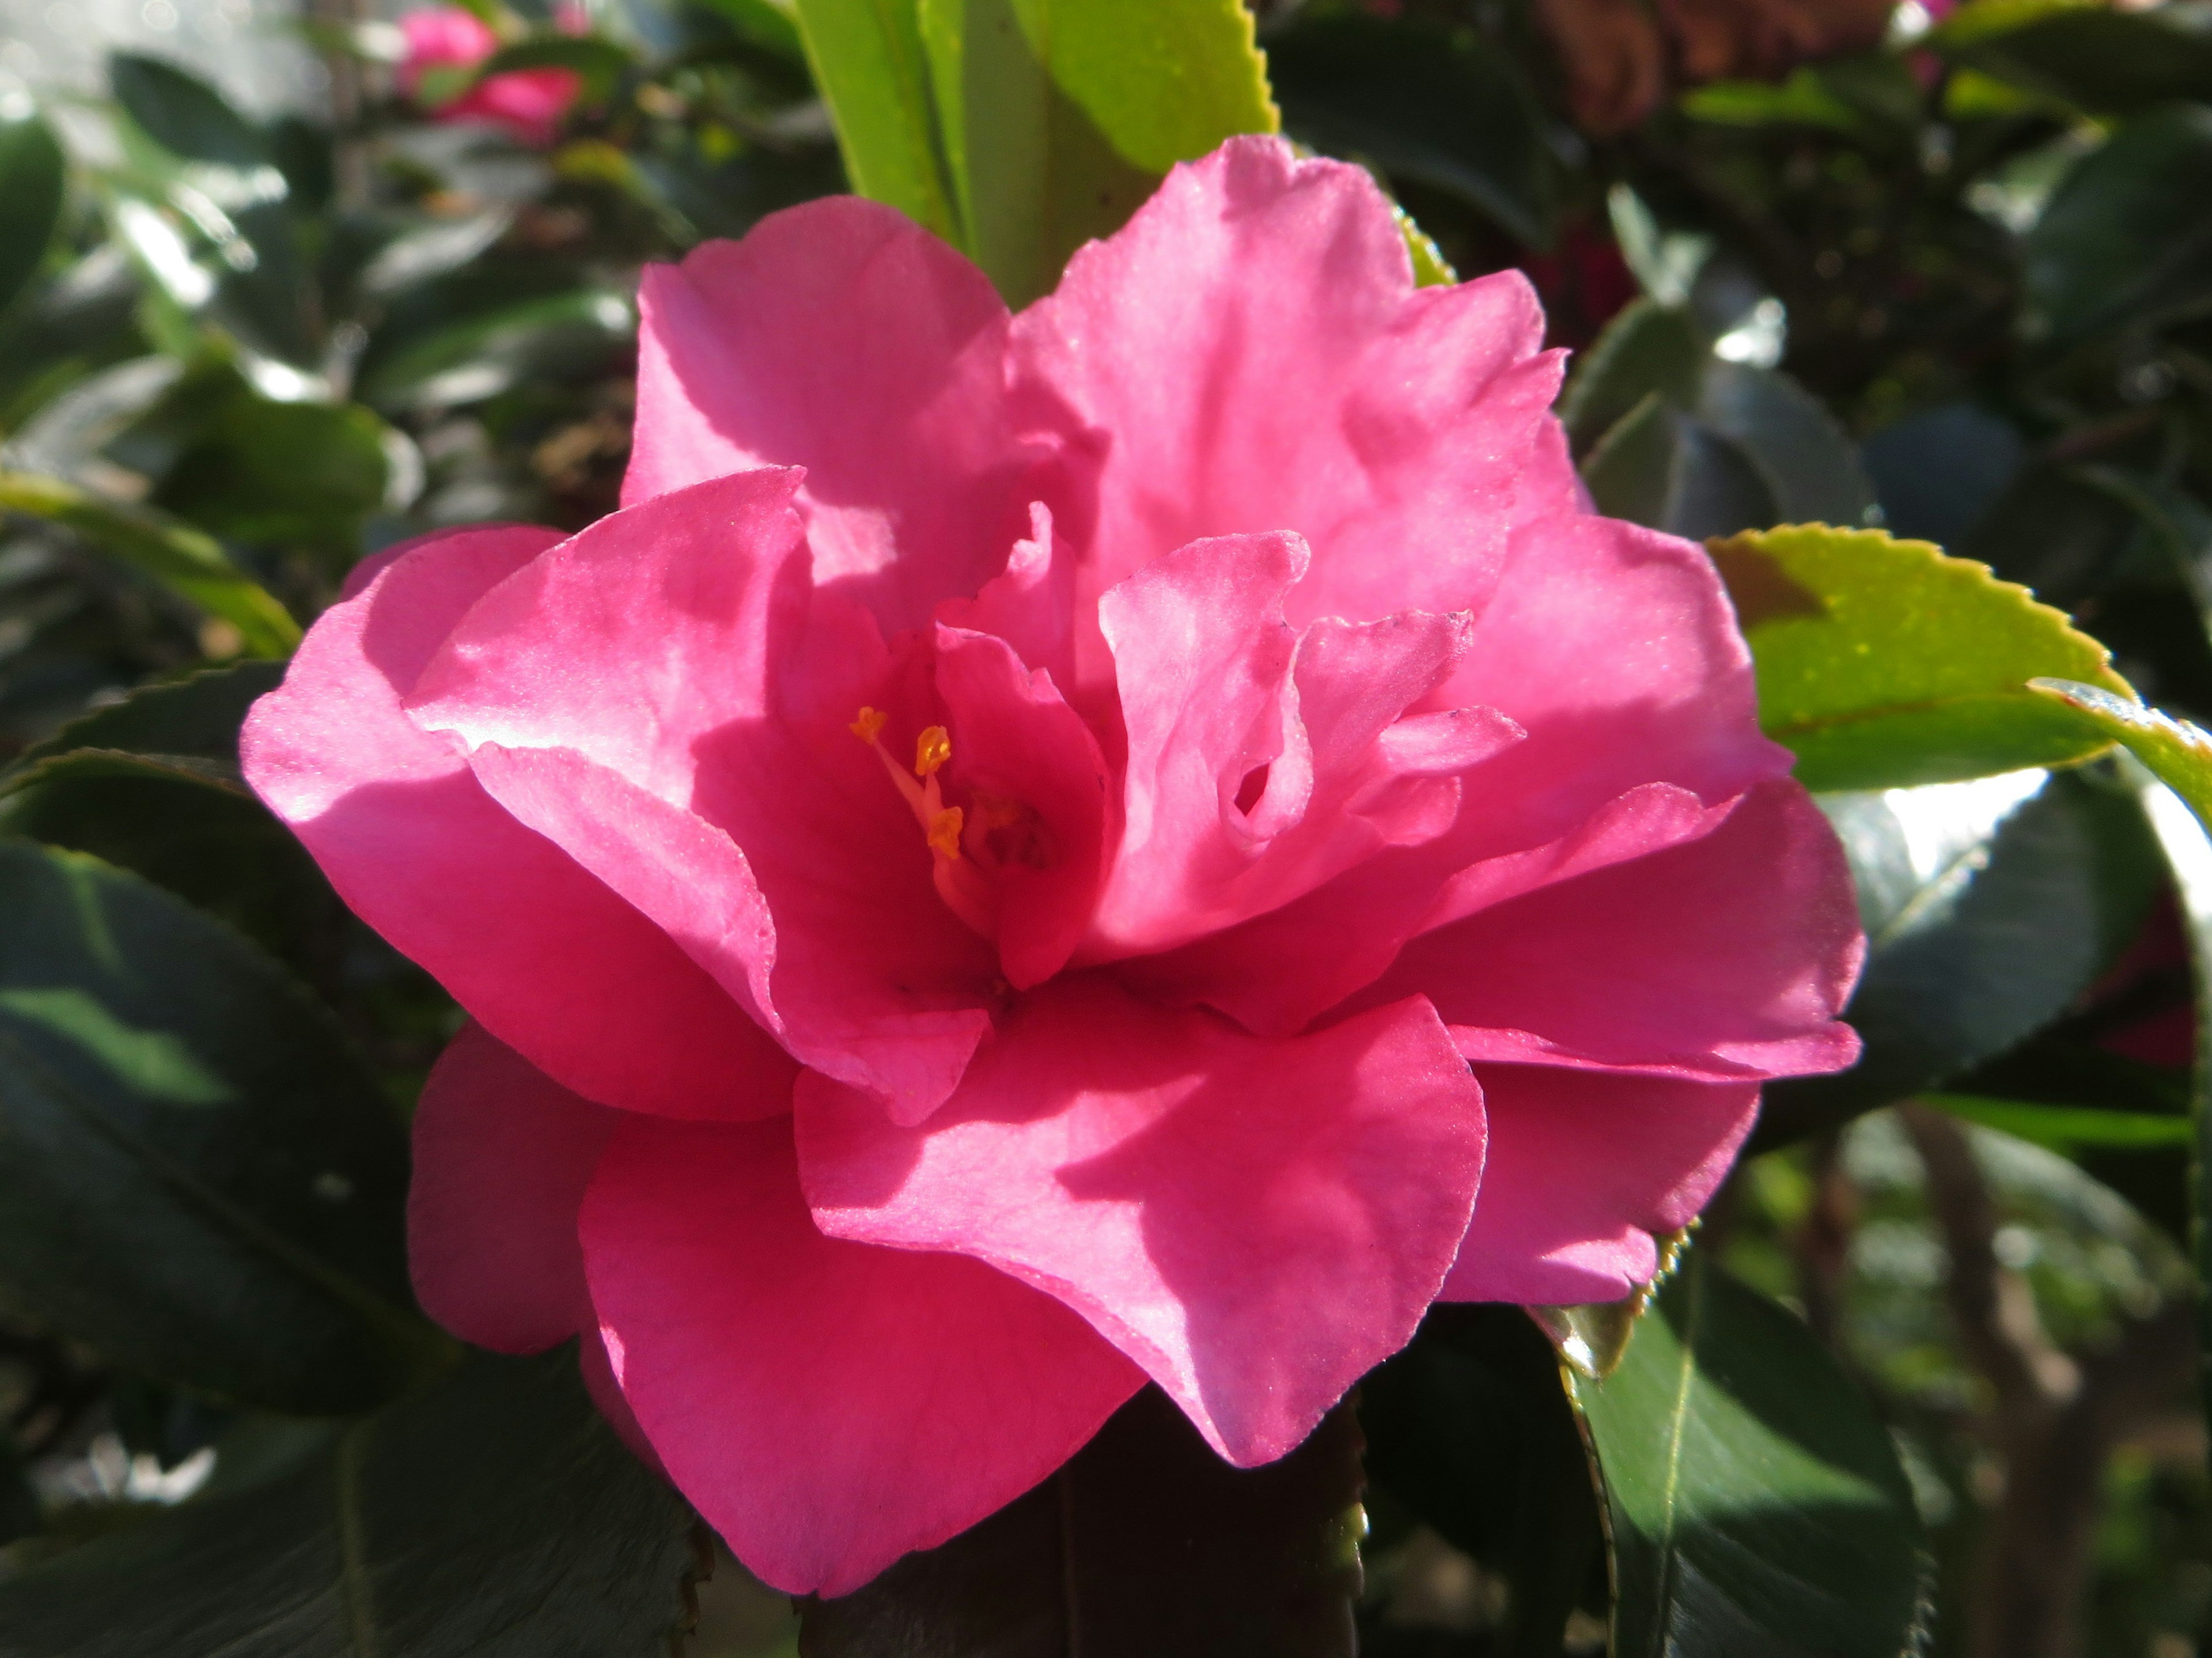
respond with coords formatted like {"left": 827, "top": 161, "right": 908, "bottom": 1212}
{"left": 914, "top": 725, "right": 952, "bottom": 778}
{"left": 927, "top": 806, "right": 965, "bottom": 860}
{"left": 849, "top": 706, "right": 888, "bottom": 744}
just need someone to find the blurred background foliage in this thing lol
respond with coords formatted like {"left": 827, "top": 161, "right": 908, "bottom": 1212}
{"left": 3, "top": 0, "right": 2212, "bottom": 1653}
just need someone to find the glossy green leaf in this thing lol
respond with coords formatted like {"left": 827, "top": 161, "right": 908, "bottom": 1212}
{"left": 1929, "top": 1093, "right": 2191, "bottom": 1150}
{"left": 2029, "top": 680, "right": 2212, "bottom": 830}
{"left": 2023, "top": 104, "right": 2212, "bottom": 347}
{"left": 1359, "top": 1305, "right": 1601, "bottom": 1657}
{"left": 109, "top": 52, "right": 273, "bottom": 172}
{"left": 1559, "top": 298, "right": 1705, "bottom": 453}
{"left": 916, "top": 0, "right": 1279, "bottom": 305}
{"left": 2, "top": 661, "right": 281, "bottom": 799}
{"left": 0, "top": 1351, "right": 694, "bottom": 1656}
{"left": 153, "top": 398, "right": 393, "bottom": 550}
{"left": 358, "top": 289, "right": 632, "bottom": 411}
{"left": 0, "top": 471, "right": 299, "bottom": 656}
{"left": 0, "top": 108, "right": 65, "bottom": 318}
{"left": 0, "top": 842, "right": 440, "bottom": 1411}
{"left": 1758, "top": 770, "right": 2162, "bottom": 1147}
{"left": 801, "top": 1386, "right": 1363, "bottom": 1657}
{"left": 791, "top": 0, "right": 960, "bottom": 240}
{"left": 1713, "top": 524, "right": 2127, "bottom": 791}
{"left": 1268, "top": 11, "right": 1551, "bottom": 247}
{"left": 1569, "top": 1252, "right": 1928, "bottom": 1658}
{"left": 1582, "top": 394, "right": 1778, "bottom": 541}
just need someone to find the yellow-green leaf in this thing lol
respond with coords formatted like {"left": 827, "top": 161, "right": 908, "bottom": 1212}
{"left": 2028, "top": 678, "right": 2212, "bottom": 830}
{"left": 1713, "top": 523, "right": 2126, "bottom": 791}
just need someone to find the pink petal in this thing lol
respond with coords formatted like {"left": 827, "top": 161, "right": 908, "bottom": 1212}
{"left": 581, "top": 1114, "right": 1142, "bottom": 1596}
{"left": 625, "top": 199, "right": 1046, "bottom": 635}
{"left": 1010, "top": 136, "right": 1575, "bottom": 660}
{"left": 1107, "top": 510, "right": 1797, "bottom": 1035}
{"left": 1370, "top": 778, "right": 1863, "bottom": 1080}
{"left": 406, "top": 471, "right": 998, "bottom": 1123}
{"left": 407, "top": 1021, "right": 609, "bottom": 1353}
{"left": 796, "top": 976, "right": 1486, "bottom": 1467}
{"left": 1441, "top": 1066, "right": 1760, "bottom": 1305}
{"left": 1084, "top": 531, "right": 1520, "bottom": 963}
{"left": 397, "top": 7, "right": 496, "bottom": 81}
{"left": 931, "top": 625, "right": 1112, "bottom": 988}
{"left": 241, "top": 525, "right": 781, "bottom": 1119}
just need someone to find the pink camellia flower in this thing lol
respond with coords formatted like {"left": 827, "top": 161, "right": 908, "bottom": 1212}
{"left": 395, "top": 5, "right": 580, "bottom": 149}
{"left": 243, "top": 138, "right": 1863, "bottom": 1595}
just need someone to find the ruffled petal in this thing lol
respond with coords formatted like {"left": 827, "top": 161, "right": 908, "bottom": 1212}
{"left": 1441, "top": 1067, "right": 1760, "bottom": 1305}
{"left": 241, "top": 524, "right": 781, "bottom": 1119}
{"left": 1369, "top": 779, "right": 1863, "bottom": 1080}
{"left": 581, "top": 1114, "right": 1142, "bottom": 1596}
{"left": 796, "top": 976, "right": 1486, "bottom": 1467}
{"left": 407, "top": 1021, "right": 612, "bottom": 1353}
{"left": 406, "top": 470, "right": 998, "bottom": 1123}
{"left": 626, "top": 198, "right": 1046, "bottom": 634}
{"left": 1011, "top": 135, "right": 1575, "bottom": 665}
{"left": 1109, "top": 510, "right": 1796, "bottom": 1034}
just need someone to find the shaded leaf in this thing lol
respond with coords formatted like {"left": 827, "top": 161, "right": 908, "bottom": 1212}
{"left": 1930, "top": 1093, "right": 2191, "bottom": 1150}
{"left": 800, "top": 1386, "right": 1362, "bottom": 1658}
{"left": 1559, "top": 298, "right": 1705, "bottom": 453}
{"left": 153, "top": 398, "right": 393, "bottom": 550}
{"left": 475, "top": 35, "right": 639, "bottom": 102}
{"left": 109, "top": 52, "right": 272, "bottom": 172}
{"left": 0, "top": 842, "right": 437, "bottom": 1410}
{"left": 1940, "top": 2, "right": 2212, "bottom": 115}
{"left": 1359, "top": 1305, "right": 1601, "bottom": 1657}
{"left": 1269, "top": 12, "right": 1551, "bottom": 247}
{"left": 0, "top": 108, "right": 65, "bottom": 318}
{"left": 916, "top": 0, "right": 1279, "bottom": 306}
{"left": 0, "top": 1350, "right": 692, "bottom": 1657}
{"left": 0, "top": 470, "right": 299, "bottom": 656}
{"left": 2023, "top": 104, "right": 2212, "bottom": 347}
{"left": 1757, "top": 770, "right": 2162, "bottom": 1146}
{"left": 1582, "top": 394, "right": 1779, "bottom": 540}
{"left": 1715, "top": 524, "right": 2126, "bottom": 791}
{"left": 1568, "top": 1252, "right": 1927, "bottom": 1658}
{"left": 2, "top": 661, "right": 283, "bottom": 800}
{"left": 358, "top": 289, "right": 632, "bottom": 411}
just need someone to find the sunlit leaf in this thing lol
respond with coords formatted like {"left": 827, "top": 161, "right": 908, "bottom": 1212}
{"left": 1715, "top": 524, "right": 2126, "bottom": 791}
{"left": 791, "top": 0, "right": 960, "bottom": 240}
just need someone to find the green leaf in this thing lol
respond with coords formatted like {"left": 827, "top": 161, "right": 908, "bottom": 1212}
{"left": 1268, "top": 12, "right": 1551, "bottom": 247}
{"left": 791, "top": 0, "right": 960, "bottom": 241}
{"left": 2, "top": 661, "right": 283, "bottom": 800}
{"left": 916, "top": 0, "right": 1279, "bottom": 305}
{"left": 1713, "top": 524, "right": 2127, "bottom": 792}
{"left": 1559, "top": 298, "right": 1706, "bottom": 454}
{"left": 0, "top": 471, "right": 300, "bottom": 656}
{"left": 0, "top": 1350, "right": 694, "bottom": 1655}
{"left": 475, "top": 34, "right": 639, "bottom": 102}
{"left": 0, "top": 108, "right": 65, "bottom": 318}
{"left": 1938, "top": 3, "right": 2212, "bottom": 115}
{"left": 801, "top": 1386, "right": 1362, "bottom": 1657}
{"left": 1582, "top": 393, "right": 1779, "bottom": 541}
{"left": 108, "top": 52, "right": 274, "bottom": 172}
{"left": 1928, "top": 1093, "right": 2192, "bottom": 1150}
{"left": 2028, "top": 680, "right": 2212, "bottom": 830}
{"left": 358, "top": 289, "right": 632, "bottom": 412}
{"left": 2023, "top": 105, "right": 2212, "bottom": 348}
{"left": 152, "top": 397, "right": 393, "bottom": 551}
{"left": 0, "top": 842, "right": 441, "bottom": 1411}
{"left": 1360, "top": 1305, "right": 1601, "bottom": 1656}
{"left": 1568, "top": 1252, "right": 1928, "bottom": 1658}
{"left": 1756, "top": 771, "right": 2163, "bottom": 1147}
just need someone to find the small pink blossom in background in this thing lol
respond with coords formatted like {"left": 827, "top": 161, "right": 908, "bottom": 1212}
{"left": 243, "top": 137, "right": 1864, "bottom": 1598}
{"left": 395, "top": 5, "right": 580, "bottom": 149}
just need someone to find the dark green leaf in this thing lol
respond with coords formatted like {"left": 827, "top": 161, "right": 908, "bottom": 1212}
{"left": 1268, "top": 12, "right": 1551, "bottom": 247}
{"left": 108, "top": 52, "right": 272, "bottom": 172}
{"left": 0, "top": 1350, "right": 693, "bottom": 1656}
{"left": 1359, "top": 1305, "right": 1601, "bottom": 1657}
{"left": 1758, "top": 770, "right": 2163, "bottom": 1146}
{"left": 1581, "top": 395, "right": 1779, "bottom": 540}
{"left": 0, "top": 470, "right": 300, "bottom": 656}
{"left": 0, "top": 108, "right": 65, "bottom": 318}
{"left": 1940, "top": 2, "right": 2212, "bottom": 115}
{"left": 358, "top": 289, "right": 632, "bottom": 411}
{"left": 0, "top": 1432, "right": 36, "bottom": 1547}
{"left": 1696, "top": 363, "right": 1876, "bottom": 529}
{"left": 801, "top": 1386, "right": 1363, "bottom": 1657}
{"left": 916, "top": 0, "right": 1279, "bottom": 306}
{"left": 2, "top": 661, "right": 284, "bottom": 798}
{"left": 2023, "top": 104, "right": 2212, "bottom": 347}
{"left": 0, "top": 842, "right": 439, "bottom": 1410}
{"left": 153, "top": 398, "right": 392, "bottom": 550}
{"left": 1714, "top": 524, "right": 2127, "bottom": 791}
{"left": 1569, "top": 1252, "right": 1928, "bottom": 1658}
{"left": 1558, "top": 298, "right": 1705, "bottom": 454}
{"left": 475, "top": 35, "right": 638, "bottom": 103}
